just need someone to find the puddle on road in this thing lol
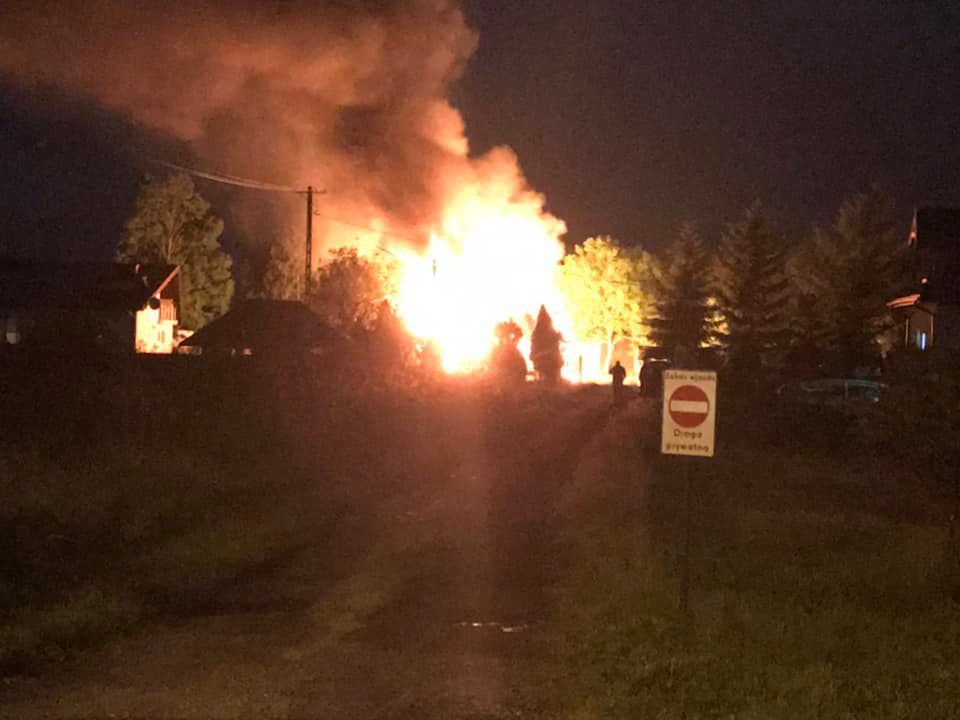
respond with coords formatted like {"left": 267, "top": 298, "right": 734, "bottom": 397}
{"left": 456, "top": 620, "right": 533, "bottom": 634}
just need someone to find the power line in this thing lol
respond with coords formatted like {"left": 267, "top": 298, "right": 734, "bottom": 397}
{"left": 153, "top": 160, "right": 326, "bottom": 295}
{"left": 153, "top": 160, "right": 647, "bottom": 287}
{"left": 154, "top": 160, "right": 314, "bottom": 194}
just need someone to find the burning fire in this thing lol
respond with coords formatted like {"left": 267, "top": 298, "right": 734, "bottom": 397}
{"left": 382, "top": 156, "right": 609, "bottom": 381}
{"left": 393, "top": 230, "right": 614, "bottom": 382}
{"left": 385, "top": 152, "right": 577, "bottom": 375}
{"left": 0, "top": 0, "right": 627, "bottom": 380}
{"left": 326, "top": 152, "right": 624, "bottom": 383}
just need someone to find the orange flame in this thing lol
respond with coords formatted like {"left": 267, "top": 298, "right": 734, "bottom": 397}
{"left": 389, "top": 151, "right": 573, "bottom": 374}
{"left": 335, "top": 149, "right": 625, "bottom": 383}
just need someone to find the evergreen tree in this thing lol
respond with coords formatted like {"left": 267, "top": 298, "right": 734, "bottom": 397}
{"left": 118, "top": 173, "right": 234, "bottom": 330}
{"left": 648, "top": 222, "right": 716, "bottom": 363}
{"left": 782, "top": 289, "right": 830, "bottom": 377}
{"left": 530, "top": 305, "right": 563, "bottom": 384}
{"left": 715, "top": 204, "right": 790, "bottom": 378}
{"left": 788, "top": 187, "right": 906, "bottom": 373}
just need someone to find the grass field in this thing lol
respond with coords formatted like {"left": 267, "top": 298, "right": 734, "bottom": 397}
{"left": 3, "top": 354, "right": 959, "bottom": 719}
{"left": 554, "top": 398, "right": 960, "bottom": 719}
{"left": 0, "top": 354, "right": 463, "bottom": 672}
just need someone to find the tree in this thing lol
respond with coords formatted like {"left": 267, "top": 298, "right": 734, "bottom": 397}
{"left": 118, "top": 173, "right": 234, "bottom": 330}
{"left": 490, "top": 320, "right": 527, "bottom": 384}
{"left": 530, "top": 305, "right": 563, "bottom": 384}
{"left": 307, "top": 247, "right": 397, "bottom": 334}
{"left": 788, "top": 187, "right": 907, "bottom": 374}
{"left": 366, "top": 300, "right": 415, "bottom": 371}
{"left": 714, "top": 204, "right": 790, "bottom": 378}
{"left": 557, "top": 235, "right": 652, "bottom": 349}
{"left": 648, "top": 222, "right": 716, "bottom": 362}
{"left": 494, "top": 320, "right": 524, "bottom": 346}
{"left": 260, "top": 239, "right": 302, "bottom": 301}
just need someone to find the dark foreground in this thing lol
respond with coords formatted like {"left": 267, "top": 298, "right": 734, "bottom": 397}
{"left": 2, "top": 357, "right": 959, "bottom": 718}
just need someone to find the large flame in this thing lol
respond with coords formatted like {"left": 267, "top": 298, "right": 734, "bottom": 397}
{"left": 385, "top": 149, "right": 576, "bottom": 374}
{"left": 323, "top": 148, "right": 629, "bottom": 383}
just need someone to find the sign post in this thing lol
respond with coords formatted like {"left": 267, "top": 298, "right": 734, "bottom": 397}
{"left": 661, "top": 370, "right": 717, "bottom": 457}
{"left": 661, "top": 369, "right": 717, "bottom": 613}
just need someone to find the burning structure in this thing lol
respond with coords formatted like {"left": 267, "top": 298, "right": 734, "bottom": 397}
{"left": 0, "top": 0, "right": 629, "bottom": 380}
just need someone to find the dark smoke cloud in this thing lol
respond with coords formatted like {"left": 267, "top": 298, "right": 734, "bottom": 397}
{"left": 0, "top": 0, "right": 483, "bottom": 257}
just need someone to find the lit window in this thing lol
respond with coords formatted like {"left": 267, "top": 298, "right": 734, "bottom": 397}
{"left": 5, "top": 315, "right": 20, "bottom": 344}
{"left": 917, "top": 330, "right": 927, "bottom": 350}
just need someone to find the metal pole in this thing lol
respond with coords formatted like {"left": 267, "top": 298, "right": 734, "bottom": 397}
{"left": 304, "top": 185, "right": 313, "bottom": 297}
{"left": 680, "top": 456, "right": 693, "bottom": 614}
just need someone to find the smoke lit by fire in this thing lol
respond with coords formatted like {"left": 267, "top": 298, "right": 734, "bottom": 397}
{"left": 0, "top": 0, "right": 618, "bottom": 381}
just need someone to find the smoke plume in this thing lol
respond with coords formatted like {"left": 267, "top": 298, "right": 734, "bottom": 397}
{"left": 0, "top": 0, "right": 562, "bottom": 262}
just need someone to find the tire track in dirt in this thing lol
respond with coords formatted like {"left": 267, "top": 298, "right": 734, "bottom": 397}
{"left": 286, "top": 388, "right": 613, "bottom": 719}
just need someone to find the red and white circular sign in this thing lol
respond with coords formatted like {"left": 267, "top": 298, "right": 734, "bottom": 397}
{"left": 668, "top": 385, "right": 711, "bottom": 428}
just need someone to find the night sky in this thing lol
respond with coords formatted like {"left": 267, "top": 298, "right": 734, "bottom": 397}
{"left": 458, "top": 0, "right": 960, "bottom": 245}
{"left": 1, "top": 1, "right": 959, "bottom": 262}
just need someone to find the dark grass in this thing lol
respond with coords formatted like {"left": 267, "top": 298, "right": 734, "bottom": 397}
{"left": 5, "top": 351, "right": 960, "bottom": 719}
{"left": 0, "top": 353, "right": 469, "bottom": 672}
{"left": 0, "top": 353, "right": 607, "bottom": 675}
{"left": 553, "top": 396, "right": 960, "bottom": 719}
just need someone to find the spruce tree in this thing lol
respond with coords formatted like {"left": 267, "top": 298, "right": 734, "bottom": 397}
{"left": 788, "top": 187, "right": 906, "bottom": 374}
{"left": 530, "top": 305, "right": 563, "bottom": 384}
{"left": 715, "top": 204, "right": 790, "bottom": 379}
{"left": 648, "top": 222, "right": 715, "bottom": 363}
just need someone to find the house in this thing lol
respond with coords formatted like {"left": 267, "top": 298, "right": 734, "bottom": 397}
{"left": 0, "top": 259, "right": 180, "bottom": 354}
{"left": 887, "top": 207, "right": 960, "bottom": 353}
{"left": 178, "top": 299, "right": 337, "bottom": 357}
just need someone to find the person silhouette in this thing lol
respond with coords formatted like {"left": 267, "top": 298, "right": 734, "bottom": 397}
{"left": 610, "top": 360, "right": 626, "bottom": 406}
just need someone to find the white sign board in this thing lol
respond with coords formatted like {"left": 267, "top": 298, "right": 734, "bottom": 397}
{"left": 661, "top": 369, "right": 717, "bottom": 457}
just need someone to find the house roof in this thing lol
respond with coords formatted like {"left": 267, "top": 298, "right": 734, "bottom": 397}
{"left": 180, "top": 299, "right": 338, "bottom": 352}
{"left": 911, "top": 207, "right": 960, "bottom": 252}
{"left": 0, "top": 259, "right": 179, "bottom": 313}
{"left": 887, "top": 292, "right": 936, "bottom": 315}
{"left": 887, "top": 293, "right": 921, "bottom": 310}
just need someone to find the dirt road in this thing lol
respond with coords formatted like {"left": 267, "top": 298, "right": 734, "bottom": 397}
{"left": 2, "top": 386, "right": 620, "bottom": 719}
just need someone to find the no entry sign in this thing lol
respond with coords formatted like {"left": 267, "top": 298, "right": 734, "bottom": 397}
{"left": 661, "top": 370, "right": 717, "bottom": 457}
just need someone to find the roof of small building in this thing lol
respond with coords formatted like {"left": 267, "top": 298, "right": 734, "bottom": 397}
{"left": 887, "top": 293, "right": 921, "bottom": 309}
{"left": 180, "top": 299, "right": 338, "bottom": 352}
{"left": 0, "top": 259, "right": 179, "bottom": 313}
{"left": 887, "top": 292, "right": 937, "bottom": 315}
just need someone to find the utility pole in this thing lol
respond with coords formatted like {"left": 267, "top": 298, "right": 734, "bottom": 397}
{"left": 304, "top": 185, "right": 314, "bottom": 297}
{"left": 154, "top": 160, "right": 323, "bottom": 299}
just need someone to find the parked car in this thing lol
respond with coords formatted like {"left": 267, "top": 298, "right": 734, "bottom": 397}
{"left": 638, "top": 358, "right": 671, "bottom": 398}
{"left": 775, "top": 378, "right": 885, "bottom": 409}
